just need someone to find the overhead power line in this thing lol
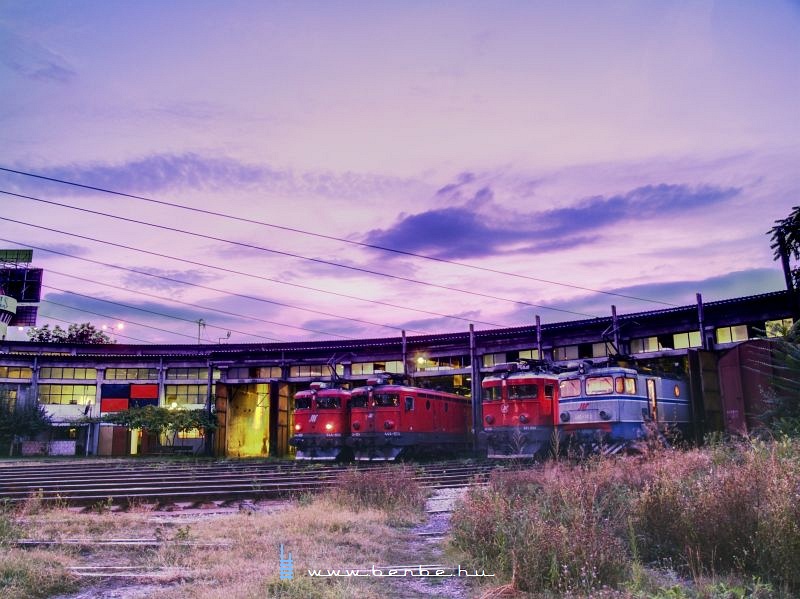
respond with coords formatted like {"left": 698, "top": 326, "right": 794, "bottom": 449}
{"left": 0, "top": 235, "right": 425, "bottom": 335}
{"left": 42, "top": 283, "right": 287, "bottom": 343}
{"left": 24, "top": 313, "right": 153, "bottom": 344}
{"left": 40, "top": 301, "right": 190, "bottom": 342}
{"left": 0, "top": 165, "right": 675, "bottom": 306}
{"left": 0, "top": 190, "right": 509, "bottom": 328}
{"left": 0, "top": 195, "right": 599, "bottom": 318}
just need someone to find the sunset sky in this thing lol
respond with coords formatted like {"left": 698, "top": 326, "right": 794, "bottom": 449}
{"left": 1, "top": 1, "right": 799, "bottom": 344}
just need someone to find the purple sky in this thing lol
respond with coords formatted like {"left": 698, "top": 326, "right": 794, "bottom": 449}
{"left": 1, "top": 1, "right": 799, "bottom": 344}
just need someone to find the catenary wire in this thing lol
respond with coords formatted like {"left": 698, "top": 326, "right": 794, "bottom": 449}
{"left": 42, "top": 283, "right": 288, "bottom": 342}
{"left": 0, "top": 190, "right": 508, "bottom": 327}
{"left": 0, "top": 235, "right": 426, "bottom": 335}
{"left": 21, "top": 313, "right": 153, "bottom": 344}
{"left": 0, "top": 205, "right": 598, "bottom": 319}
{"left": 0, "top": 166, "right": 676, "bottom": 306}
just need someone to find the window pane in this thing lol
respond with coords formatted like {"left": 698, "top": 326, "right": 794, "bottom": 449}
{"left": 586, "top": 376, "right": 614, "bottom": 395}
{"left": 559, "top": 379, "right": 581, "bottom": 398}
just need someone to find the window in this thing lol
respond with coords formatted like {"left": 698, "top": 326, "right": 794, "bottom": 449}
{"left": 482, "top": 353, "right": 506, "bottom": 368}
{"left": 630, "top": 337, "right": 660, "bottom": 353}
{"left": 226, "top": 366, "right": 283, "bottom": 379}
{"left": 177, "top": 428, "right": 203, "bottom": 439}
{"left": 673, "top": 331, "right": 701, "bottom": 350}
{"left": 289, "top": 365, "right": 325, "bottom": 378}
{"left": 586, "top": 376, "right": 614, "bottom": 395}
{"left": 105, "top": 368, "right": 158, "bottom": 380}
{"left": 39, "top": 367, "right": 97, "bottom": 380}
{"left": 350, "top": 392, "right": 368, "bottom": 408}
{"left": 404, "top": 396, "right": 414, "bottom": 411}
{"left": 165, "top": 384, "right": 207, "bottom": 407}
{"left": 559, "top": 379, "right": 581, "bottom": 398}
{"left": 544, "top": 384, "right": 554, "bottom": 401}
{"left": 518, "top": 349, "right": 540, "bottom": 360}
{"left": 351, "top": 361, "right": 403, "bottom": 375}
{"left": 0, "top": 366, "right": 33, "bottom": 379}
{"left": 416, "top": 356, "right": 467, "bottom": 370}
{"left": 38, "top": 384, "right": 96, "bottom": 405}
{"left": 509, "top": 384, "right": 538, "bottom": 400}
{"left": 482, "top": 386, "right": 502, "bottom": 401}
{"left": 374, "top": 392, "right": 399, "bottom": 407}
{"left": 614, "top": 377, "right": 637, "bottom": 395}
{"left": 294, "top": 395, "right": 312, "bottom": 410}
{"left": 316, "top": 396, "right": 341, "bottom": 409}
{"left": 166, "top": 367, "right": 213, "bottom": 380}
{"left": 766, "top": 318, "right": 794, "bottom": 338}
{"left": 553, "top": 346, "right": 578, "bottom": 361}
{"left": 591, "top": 343, "right": 611, "bottom": 358}
{"left": 716, "top": 325, "right": 749, "bottom": 344}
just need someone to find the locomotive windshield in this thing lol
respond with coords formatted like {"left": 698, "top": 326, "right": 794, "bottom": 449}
{"left": 586, "top": 376, "right": 614, "bottom": 395}
{"left": 482, "top": 386, "right": 502, "bottom": 401}
{"left": 615, "top": 376, "right": 637, "bottom": 395}
{"left": 374, "top": 392, "right": 399, "bottom": 407}
{"left": 559, "top": 379, "right": 581, "bottom": 398}
{"left": 315, "top": 396, "right": 341, "bottom": 409}
{"left": 509, "top": 384, "right": 538, "bottom": 399}
{"left": 294, "top": 396, "right": 312, "bottom": 409}
{"left": 350, "top": 392, "right": 368, "bottom": 408}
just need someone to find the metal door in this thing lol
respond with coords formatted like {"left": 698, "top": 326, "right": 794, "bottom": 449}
{"left": 646, "top": 379, "right": 658, "bottom": 422}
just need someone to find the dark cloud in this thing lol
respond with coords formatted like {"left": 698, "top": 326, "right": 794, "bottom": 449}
{"left": 364, "top": 183, "right": 740, "bottom": 260}
{"left": 502, "top": 268, "right": 786, "bottom": 325}
{"left": 40, "top": 290, "right": 216, "bottom": 327}
{"left": 435, "top": 172, "right": 476, "bottom": 197}
{"left": 0, "top": 27, "right": 76, "bottom": 83}
{"left": 37, "top": 154, "right": 272, "bottom": 194}
{"left": 9, "top": 153, "right": 417, "bottom": 199}
{"left": 121, "top": 267, "right": 217, "bottom": 294}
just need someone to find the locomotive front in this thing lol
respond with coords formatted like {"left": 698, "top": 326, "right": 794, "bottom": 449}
{"left": 289, "top": 383, "right": 351, "bottom": 460}
{"left": 479, "top": 362, "right": 560, "bottom": 458}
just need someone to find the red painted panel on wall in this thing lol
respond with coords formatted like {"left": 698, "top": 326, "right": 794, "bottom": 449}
{"left": 130, "top": 384, "right": 159, "bottom": 399}
{"left": 100, "top": 398, "right": 129, "bottom": 413}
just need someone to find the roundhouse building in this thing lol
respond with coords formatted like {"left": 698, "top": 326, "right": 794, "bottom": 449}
{"left": 0, "top": 290, "right": 795, "bottom": 457}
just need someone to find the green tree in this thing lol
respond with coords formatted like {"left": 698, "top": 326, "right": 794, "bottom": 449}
{"left": 769, "top": 206, "right": 800, "bottom": 291}
{"left": 0, "top": 393, "right": 52, "bottom": 454}
{"left": 102, "top": 406, "right": 215, "bottom": 447}
{"left": 27, "top": 323, "right": 115, "bottom": 344}
{"left": 759, "top": 323, "right": 800, "bottom": 436}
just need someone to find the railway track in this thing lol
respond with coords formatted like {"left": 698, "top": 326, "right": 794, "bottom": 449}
{"left": 0, "top": 459, "right": 499, "bottom": 508}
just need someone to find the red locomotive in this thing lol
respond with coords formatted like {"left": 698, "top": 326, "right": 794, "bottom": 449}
{"left": 289, "top": 382, "right": 352, "bottom": 460}
{"left": 346, "top": 372, "right": 472, "bottom": 460}
{"left": 479, "top": 362, "right": 560, "bottom": 458}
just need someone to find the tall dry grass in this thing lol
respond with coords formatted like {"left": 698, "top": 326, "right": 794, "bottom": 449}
{"left": 450, "top": 439, "right": 800, "bottom": 596}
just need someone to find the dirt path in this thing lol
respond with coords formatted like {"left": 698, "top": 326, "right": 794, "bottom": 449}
{"left": 377, "top": 487, "right": 477, "bottom": 599}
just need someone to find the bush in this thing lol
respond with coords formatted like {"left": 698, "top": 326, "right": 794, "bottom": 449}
{"left": 631, "top": 440, "right": 800, "bottom": 589}
{"left": 451, "top": 464, "right": 631, "bottom": 593}
{"left": 451, "top": 442, "right": 800, "bottom": 594}
{"left": 325, "top": 466, "right": 426, "bottom": 521}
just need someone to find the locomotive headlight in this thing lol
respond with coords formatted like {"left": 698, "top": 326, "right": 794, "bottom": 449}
{"left": 485, "top": 415, "right": 495, "bottom": 424}
{"left": 560, "top": 412, "right": 570, "bottom": 422}
{"left": 519, "top": 414, "right": 529, "bottom": 424}
{"left": 294, "top": 423, "right": 302, "bottom": 431}
{"left": 352, "top": 421, "right": 361, "bottom": 431}
{"left": 325, "top": 422, "right": 334, "bottom": 431}
{"left": 599, "top": 410, "right": 612, "bottom": 421}
{"left": 383, "top": 420, "right": 395, "bottom": 430}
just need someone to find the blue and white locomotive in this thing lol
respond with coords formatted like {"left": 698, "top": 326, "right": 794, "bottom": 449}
{"left": 557, "top": 361, "right": 691, "bottom": 451}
